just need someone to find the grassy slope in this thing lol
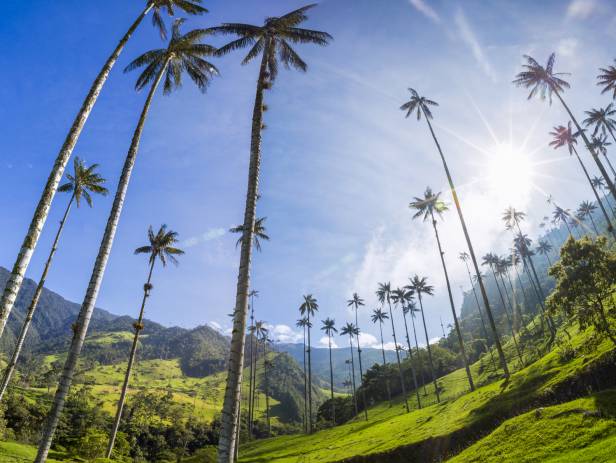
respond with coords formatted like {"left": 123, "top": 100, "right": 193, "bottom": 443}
{"left": 0, "top": 441, "right": 63, "bottom": 462}
{"left": 238, "top": 326, "right": 615, "bottom": 462}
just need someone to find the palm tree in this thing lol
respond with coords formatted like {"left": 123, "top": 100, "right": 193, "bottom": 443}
{"left": 406, "top": 276, "right": 440, "bottom": 402}
{"left": 0, "top": 0, "right": 207, "bottom": 343}
{"left": 106, "top": 225, "right": 184, "bottom": 457}
{"left": 577, "top": 201, "right": 599, "bottom": 235}
{"left": 370, "top": 308, "right": 392, "bottom": 404}
{"left": 513, "top": 53, "right": 616, "bottom": 200}
{"left": 35, "top": 22, "right": 217, "bottom": 462}
{"left": 340, "top": 323, "right": 359, "bottom": 416}
{"left": 0, "top": 158, "right": 107, "bottom": 403}
{"left": 211, "top": 7, "right": 331, "bottom": 457}
{"left": 320, "top": 318, "right": 337, "bottom": 422}
{"left": 230, "top": 217, "right": 270, "bottom": 252}
{"left": 590, "top": 135, "right": 616, "bottom": 177}
{"left": 598, "top": 60, "right": 616, "bottom": 98}
{"left": 295, "top": 317, "right": 309, "bottom": 433}
{"left": 584, "top": 105, "right": 616, "bottom": 140}
{"left": 536, "top": 240, "right": 554, "bottom": 267}
{"left": 549, "top": 123, "right": 615, "bottom": 237}
{"left": 391, "top": 288, "right": 421, "bottom": 408}
{"left": 376, "top": 282, "right": 409, "bottom": 412}
{"left": 346, "top": 293, "right": 368, "bottom": 420}
{"left": 553, "top": 206, "right": 573, "bottom": 236}
{"left": 401, "top": 88, "right": 509, "bottom": 378}
{"left": 591, "top": 176, "right": 616, "bottom": 219}
{"left": 459, "top": 252, "right": 496, "bottom": 369}
{"left": 410, "top": 187, "right": 474, "bottom": 391}
{"left": 299, "top": 294, "right": 318, "bottom": 433}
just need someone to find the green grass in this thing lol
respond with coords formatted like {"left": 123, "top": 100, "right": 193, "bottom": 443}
{"left": 448, "top": 391, "right": 616, "bottom": 462}
{"left": 238, "top": 326, "right": 615, "bottom": 462}
{"left": 0, "top": 440, "right": 64, "bottom": 462}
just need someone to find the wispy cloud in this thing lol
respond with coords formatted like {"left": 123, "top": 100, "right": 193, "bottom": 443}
{"left": 454, "top": 8, "right": 497, "bottom": 82}
{"left": 269, "top": 324, "right": 303, "bottom": 344}
{"left": 566, "top": 0, "right": 598, "bottom": 19}
{"left": 181, "top": 227, "right": 226, "bottom": 248}
{"left": 319, "top": 336, "right": 338, "bottom": 348}
{"left": 408, "top": 0, "right": 441, "bottom": 23}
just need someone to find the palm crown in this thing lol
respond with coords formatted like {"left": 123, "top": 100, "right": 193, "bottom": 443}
{"left": 210, "top": 4, "right": 332, "bottom": 82}
{"left": 371, "top": 308, "right": 389, "bottom": 324}
{"left": 409, "top": 187, "right": 448, "bottom": 222}
{"left": 321, "top": 318, "right": 337, "bottom": 336}
{"left": 299, "top": 294, "right": 318, "bottom": 317}
{"left": 502, "top": 206, "right": 526, "bottom": 230}
{"left": 406, "top": 276, "right": 434, "bottom": 297}
{"left": 135, "top": 224, "right": 184, "bottom": 266}
{"left": 376, "top": 282, "right": 392, "bottom": 305}
{"left": 347, "top": 293, "right": 364, "bottom": 310}
{"left": 583, "top": 104, "right": 616, "bottom": 137}
{"left": 340, "top": 322, "right": 358, "bottom": 337}
{"left": 296, "top": 317, "right": 311, "bottom": 329}
{"left": 125, "top": 19, "right": 218, "bottom": 94}
{"left": 552, "top": 206, "right": 571, "bottom": 226}
{"left": 549, "top": 122, "right": 577, "bottom": 154}
{"left": 58, "top": 157, "right": 108, "bottom": 207}
{"left": 230, "top": 217, "right": 270, "bottom": 252}
{"left": 597, "top": 60, "right": 616, "bottom": 99}
{"left": 149, "top": 0, "right": 208, "bottom": 39}
{"left": 458, "top": 251, "right": 470, "bottom": 263}
{"left": 578, "top": 200, "right": 597, "bottom": 218}
{"left": 590, "top": 135, "right": 611, "bottom": 156}
{"left": 513, "top": 233, "right": 533, "bottom": 256}
{"left": 512, "top": 53, "right": 570, "bottom": 104}
{"left": 400, "top": 88, "right": 438, "bottom": 120}
{"left": 391, "top": 287, "right": 413, "bottom": 306}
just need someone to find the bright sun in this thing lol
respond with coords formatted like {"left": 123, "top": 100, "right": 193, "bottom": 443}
{"left": 485, "top": 143, "right": 534, "bottom": 204}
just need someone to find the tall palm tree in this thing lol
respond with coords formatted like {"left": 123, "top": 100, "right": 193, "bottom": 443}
{"left": 0, "top": 0, "right": 207, "bottom": 343}
{"left": 577, "top": 201, "right": 599, "bottom": 235}
{"left": 410, "top": 187, "right": 474, "bottom": 391}
{"left": 401, "top": 88, "right": 509, "bottom": 378}
{"left": 459, "top": 252, "right": 496, "bottom": 369}
{"left": 549, "top": 123, "right": 615, "bottom": 237}
{"left": 536, "top": 240, "right": 553, "bottom": 267}
{"left": 370, "top": 308, "right": 392, "bottom": 404}
{"left": 299, "top": 294, "right": 318, "bottom": 433}
{"left": 513, "top": 53, "right": 616, "bottom": 200}
{"left": 598, "top": 60, "right": 616, "bottom": 99}
{"left": 340, "top": 323, "right": 359, "bottom": 416}
{"left": 406, "top": 276, "right": 440, "bottom": 402}
{"left": 106, "top": 225, "right": 184, "bottom": 457}
{"left": 295, "top": 317, "right": 309, "bottom": 433}
{"left": 590, "top": 135, "right": 616, "bottom": 177}
{"left": 0, "top": 158, "right": 107, "bottom": 403}
{"left": 391, "top": 288, "right": 421, "bottom": 408}
{"left": 553, "top": 206, "right": 573, "bottom": 236}
{"left": 35, "top": 22, "right": 217, "bottom": 462}
{"left": 320, "top": 318, "right": 337, "bottom": 422}
{"left": 230, "top": 217, "right": 270, "bottom": 252}
{"left": 584, "top": 105, "right": 616, "bottom": 141}
{"left": 376, "top": 282, "right": 409, "bottom": 412}
{"left": 211, "top": 7, "right": 331, "bottom": 457}
{"left": 346, "top": 293, "right": 368, "bottom": 420}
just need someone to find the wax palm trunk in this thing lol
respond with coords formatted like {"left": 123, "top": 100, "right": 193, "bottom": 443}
{"left": 263, "top": 341, "right": 271, "bottom": 437}
{"left": 417, "top": 294, "right": 440, "bottom": 402}
{"left": 571, "top": 145, "right": 616, "bottom": 239}
{"left": 0, "top": 193, "right": 74, "bottom": 402}
{"left": 106, "top": 260, "right": 155, "bottom": 457}
{"left": 430, "top": 212, "right": 474, "bottom": 391}
{"left": 307, "top": 312, "right": 313, "bottom": 433}
{"left": 422, "top": 113, "right": 509, "bottom": 378}
{"left": 219, "top": 41, "right": 270, "bottom": 462}
{"left": 0, "top": 6, "right": 154, "bottom": 341}
{"left": 602, "top": 125, "right": 616, "bottom": 176}
{"left": 247, "top": 317, "right": 254, "bottom": 437}
{"left": 410, "top": 310, "right": 427, "bottom": 395}
{"left": 35, "top": 60, "right": 168, "bottom": 463}
{"left": 302, "top": 326, "right": 308, "bottom": 433}
{"left": 554, "top": 92, "right": 616, "bottom": 200}
{"left": 387, "top": 300, "right": 409, "bottom": 412}
{"left": 353, "top": 309, "right": 368, "bottom": 420}
{"left": 377, "top": 321, "right": 392, "bottom": 405}
{"left": 327, "top": 333, "right": 335, "bottom": 422}
{"left": 489, "top": 266, "right": 524, "bottom": 365}
{"left": 401, "top": 310, "right": 421, "bottom": 408}
{"left": 347, "top": 335, "right": 358, "bottom": 416}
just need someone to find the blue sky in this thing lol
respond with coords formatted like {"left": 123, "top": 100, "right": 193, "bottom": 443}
{"left": 1, "top": 0, "right": 615, "bottom": 349}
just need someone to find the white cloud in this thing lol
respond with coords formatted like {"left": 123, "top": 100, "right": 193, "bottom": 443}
{"left": 208, "top": 320, "right": 222, "bottom": 331}
{"left": 382, "top": 342, "right": 402, "bottom": 351}
{"left": 357, "top": 332, "right": 379, "bottom": 348}
{"left": 557, "top": 38, "right": 579, "bottom": 57}
{"left": 318, "top": 336, "right": 338, "bottom": 348}
{"left": 408, "top": 0, "right": 441, "bottom": 23}
{"left": 268, "top": 324, "right": 303, "bottom": 343}
{"left": 181, "top": 227, "right": 226, "bottom": 248}
{"left": 454, "top": 8, "right": 497, "bottom": 82}
{"left": 566, "top": 0, "right": 598, "bottom": 19}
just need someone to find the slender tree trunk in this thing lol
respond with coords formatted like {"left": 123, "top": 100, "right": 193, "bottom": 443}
{"left": 302, "top": 327, "right": 307, "bottom": 433}
{"left": 247, "top": 307, "right": 254, "bottom": 438}
{"left": 353, "top": 308, "right": 368, "bottom": 420}
{"left": 328, "top": 334, "right": 335, "bottom": 423}
{"left": 106, "top": 260, "right": 155, "bottom": 458}
{"left": 603, "top": 125, "right": 616, "bottom": 177}
{"left": 35, "top": 59, "right": 167, "bottom": 463}
{"left": 219, "top": 41, "right": 271, "bottom": 462}
{"left": 464, "top": 261, "right": 496, "bottom": 370}
{"left": 263, "top": 340, "right": 270, "bottom": 437}
{"left": 348, "top": 336, "right": 358, "bottom": 416}
{"left": 555, "top": 92, "right": 616, "bottom": 200}
{"left": 377, "top": 321, "right": 392, "bottom": 405}
{"left": 401, "top": 309, "right": 421, "bottom": 408}
{"left": 0, "top": 5, "right": 152, "bottom": 341}
{"left": 589, "top": 214, "right": 599, "bottom": 236}
{"left": 410, "top": 311, "right": 427, "bottom": 395}
{"left": 490, "top": 267, "right": 524, "bottom": 366}
{"left": 571, "top": 146, "right": 616, "bottom": 239}
{"left": 422, "top": 114, "right": 509, "bottom": 378}
{"left": 387, "top": 299, "right": 409, "bottom": 412}
{"left": 307, "top": 312, "right": 313, "bottom": 433}
{"left": 417, "top": 294, "right": 440, "bottom": 402}
{"left": 0, "top": 194, "right": 75, "bottom": 403}
{"left": 430, "top": 215, "right": 474, "bottom": 391}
